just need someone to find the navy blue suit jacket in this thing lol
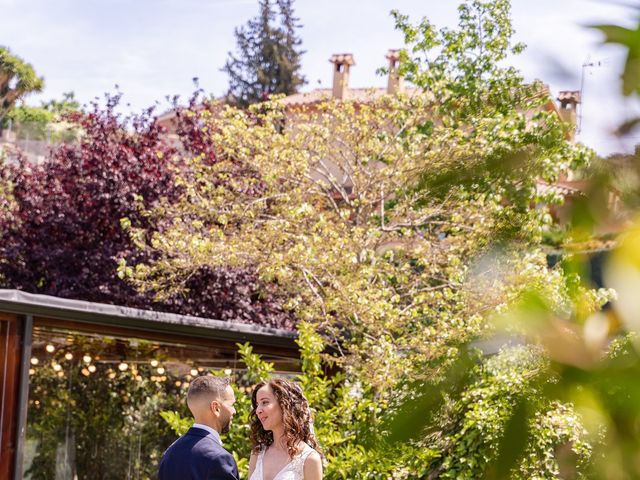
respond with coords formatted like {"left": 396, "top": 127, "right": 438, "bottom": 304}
{"left": 158, "top": 427, "right": 239, "bottom": 480}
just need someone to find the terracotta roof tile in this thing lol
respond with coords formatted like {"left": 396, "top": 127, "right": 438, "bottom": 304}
{"left": 536, "top": 180, "right": 582, "bottom": 197}
{"left": 279, "top": 87, "right": 421, "bottom": 106}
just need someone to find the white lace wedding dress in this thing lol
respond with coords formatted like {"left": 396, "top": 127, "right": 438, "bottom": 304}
{"left": 249, "top": 443, "right": 315, "bottom": 480}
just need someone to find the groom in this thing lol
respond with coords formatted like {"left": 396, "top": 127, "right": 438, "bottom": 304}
{"left": 159, "top": 376, "right": 239, "bottom": 480}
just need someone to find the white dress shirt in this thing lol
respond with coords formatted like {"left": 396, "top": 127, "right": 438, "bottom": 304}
{"left": 192, "top": 423, "right": 222, "bottom": 446}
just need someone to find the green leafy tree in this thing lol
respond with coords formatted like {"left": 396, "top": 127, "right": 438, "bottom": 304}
{"left": 380, "top": 5, "right": 640, "bottom": 478}
{"left": 1, "top": 92, "right": 80, "bottom": 141}
{"left": 41, "top": 91, "right": 80, "bottom": 115}
{"left": 135, "top": 0, "right": 606, "bottom": 477}
{"left": 3, "top": 104, "right": 53, "bottom": 140}
{"left": 130, "top": 0, "right": 588, "bottom": 389}
{"left": 0, "top": 46, "right": 44, "bottom": 131}
{"left": 162, "top": 324, "right": 595, "bottom": 479}
{"left": 392, "top": 0, "right": 586, "bottom": 236}
{"left": 223, "top": 0, "right": 306, "bottom": 107}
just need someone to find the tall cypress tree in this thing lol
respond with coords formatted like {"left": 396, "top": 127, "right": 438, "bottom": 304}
{"left": 223, "top": 0, "right": 306, "bottom": 107}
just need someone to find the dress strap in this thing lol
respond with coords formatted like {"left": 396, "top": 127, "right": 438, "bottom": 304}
{"left": 299, "top": 444, "right": 314, "bottom": 462}
{"left": 250, "top": 448, "right": 265, "bottom": 480}
{"left": 292, "top": 444, "right": 314, "bottom": 475}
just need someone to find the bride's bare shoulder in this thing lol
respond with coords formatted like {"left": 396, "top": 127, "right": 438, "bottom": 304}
{"left": 303, "top": 450, "right": 322, "bottom": 480}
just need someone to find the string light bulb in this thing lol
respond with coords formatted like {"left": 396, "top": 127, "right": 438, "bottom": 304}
{"left": 118, "top": 362, "right": 128, "bottom": 372}
{"left": 81, "top": 368, "right": 90, "bottom": 376}
{"left": 224, "top": 368, "right": 232, "bottom": 375}
{"left": 156, "top": 367, "right": 165, "bottom": 375}
{"left": 53, "top": 364, "right": 62, "bottom": 372}
{"left": 190, "top": 368, "right": 198, "bottom": 376}
{"left": 45, "top": 344, "right": 55, "bottom": 353}
{"left": 82, "top": 355, "right": 91, "bottom": 364}
{"left": 30, "top": 357, "right": 39, "bottom": 365}
{"left": 88, "top": 365, "right": 96, "bottom": 373}
{"left": 150, "top": 359, "right": 159, "bottom": 367}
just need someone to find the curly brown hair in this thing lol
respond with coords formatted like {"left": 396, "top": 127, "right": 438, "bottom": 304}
{"left": 250, "top": 378, "right": 321, "bottom": 458}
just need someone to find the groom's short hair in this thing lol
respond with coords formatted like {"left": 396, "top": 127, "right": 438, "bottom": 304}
{"left": 187, "top": 376, "right": 231, "bottom": 403}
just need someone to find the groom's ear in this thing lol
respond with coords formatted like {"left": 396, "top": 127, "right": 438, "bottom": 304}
{"left": 209, "top": 399, "right": 221, "bottom": 415}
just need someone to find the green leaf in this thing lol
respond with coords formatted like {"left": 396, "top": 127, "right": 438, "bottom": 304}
{"left": 592, "top": 24, "right": 640, "bottom": 95}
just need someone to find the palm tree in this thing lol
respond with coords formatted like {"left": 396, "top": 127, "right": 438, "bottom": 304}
{"left": 0, "top": 46, "right": 44, "bottom": 132}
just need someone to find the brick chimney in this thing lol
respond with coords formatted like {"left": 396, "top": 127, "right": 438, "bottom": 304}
{"left": 329, "top": 54, "right": 355, "bottom": 100}
{"left": 556, "top": 90, "right": 581, "bottom": 141}
{"left": 556, "top": 90, "right": 580, "bottom": 124}
{"left": 385, "top": 49, "right": 404, "bottom": 95}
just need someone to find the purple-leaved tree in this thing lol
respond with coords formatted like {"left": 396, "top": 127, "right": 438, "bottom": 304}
{"left": 0, "top": 93, "right": 295, "bottom": 329}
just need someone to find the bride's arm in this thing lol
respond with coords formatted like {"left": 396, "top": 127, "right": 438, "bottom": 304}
{"left": 303, "top": 451, "right": 323, "bottom": 480}
{"left": 248, "top": 451, "right": 258, "bottom": 478}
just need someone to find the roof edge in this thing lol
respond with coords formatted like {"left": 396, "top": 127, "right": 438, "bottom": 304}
{"left": 0, "top": 289, "right": 296, "bottom": 346}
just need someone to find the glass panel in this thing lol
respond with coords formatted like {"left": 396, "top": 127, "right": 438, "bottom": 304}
{"left": 22, "top": 324, "right": 296, "bottom": 480}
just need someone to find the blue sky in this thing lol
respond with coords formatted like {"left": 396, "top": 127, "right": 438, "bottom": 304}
{"left": 1, "top": 0, "right": 637, "bottom": 155}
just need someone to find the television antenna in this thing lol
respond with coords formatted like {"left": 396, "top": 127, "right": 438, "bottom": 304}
{"left": 577, "top": 56, "right": 609, "bottom": 135}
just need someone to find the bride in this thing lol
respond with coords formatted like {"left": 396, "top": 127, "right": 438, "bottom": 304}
{"left": 248, "top": 378, "right": 323, "bottom": 480}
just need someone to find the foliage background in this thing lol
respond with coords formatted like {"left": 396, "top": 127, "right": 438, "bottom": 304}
{"left": 0, "top": 93, "right": 296, "bottom": 329}
{"left": 151, "top": 2, "right": 608, "bottom": 478}
{"left": 7, "top": 0, "right": 640, "bottom": 478}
